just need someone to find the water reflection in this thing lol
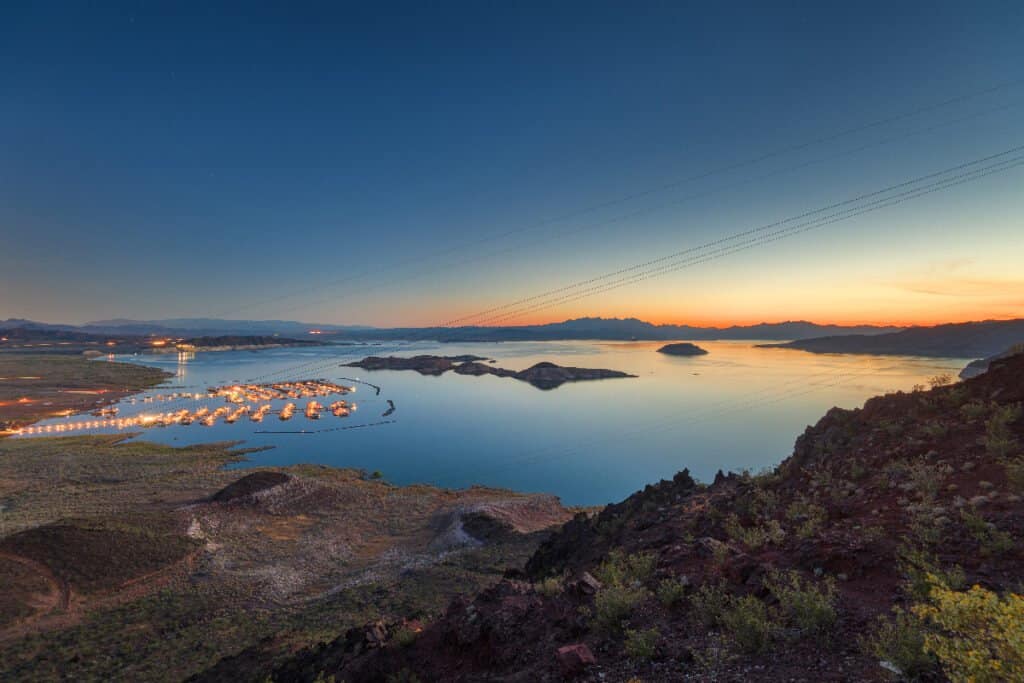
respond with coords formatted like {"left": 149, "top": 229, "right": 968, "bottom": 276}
{"left": 21, "top": 341, "right": 968, "bottom": 505}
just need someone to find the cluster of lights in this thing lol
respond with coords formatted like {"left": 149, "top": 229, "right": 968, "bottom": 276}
{"left": 210, "top": 380, "right": 355, "bottom": 404}
{"left": 13, "top": 379, "right": 359, "bottom": 436}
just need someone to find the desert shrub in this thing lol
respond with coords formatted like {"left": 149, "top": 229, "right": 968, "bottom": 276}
{"left": 913, "top": 579, "right": 1024, "bottom": 683}
{"left": 881, "top": 419, "right": 905, "bottom": 436}
{"left": 723, "top": 514, "right": 785, "bottom": 549}
{"left": 960, "top": 508, "right": 1014, "bottom": 556}
{"left": 721, "top": 595, "right": 773, "bottom": 654}
{"left": 984, "top": 403, "right": 1021, "bottom": 459}
{"left": 929, "top": 373, "right": 954, "bottom": 389}
{"left": 960, "top": 400, "right": 988, "bottom": 421}
{"left": 848, "top": 460, "right": 868, "bottom": 481}
{"left": 385, "top": 670, "right": 422, "bottom": 683}
{"left": 859, "top": 608, "right": 936, "bottom": 681}
{"left": 623, "top": 627, "right": 660, "bottom": 660}
{"left": 392, "top": 626, "right": 419, "bottom": 648}
{"left": 764, "top": 569, "right": 837, "bottom": 638}
{"left": 898, "top": 547, "right": 966, "bottom": 602}
{"left": 690, "top": 581, "right": 731, "bottom": 629}
{"left": 595, "top": 550, "right": 656, "bottom": 587}
{"left": 656, "top": 576, "right": 688, "bottom": 609}
{"left": 692, "top": 634, "right": 736, "bottom": 681}
{"left": 920, "top": 422, "right": 949, "bottom": 439}
{"left": 1007, "top": 458, "right": 1024, "bottom": 492}
{"left": 784, "top": 498, "right": 827, "bottom": 539}
{"left": 908, "top": 459, "right": 941, "bottom": 501}
{"left": 943, "top": 384, "right": 968, "bottom": 407}
{"left": 593, "top": 584, "right": 647, "bottom": 634}
{"left": 908, "top": 509, "right": 945, "bottom": 547}
{"left": 535, "top": 577, "right": 562, "bottom": 597}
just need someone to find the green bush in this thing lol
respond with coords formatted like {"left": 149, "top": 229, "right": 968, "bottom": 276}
{"left": 593, "top": 584, "right": 647, "bottom": 634}
{"left": 960, "top": 400, "right": 988, "bottom": 421}
{"left": 721, "top": 595, "right": 773, "bottom": 654}
{"left": 623, "top": 627, "right": 660, "bottom": 660}
{"left": 656, "top": 577, "right": 688, "bottom": 609}
{"left": 535, "top": 577, "right": 562, "bottom": 597}
{"left": 898, "top": 546, "right": 966, "bottom": 602}
{"left": 960, "top": 508, "right": 1014, "bottom": 556}
{"left": 1007, "top": 458, "right": 1024, "bottom": 492}
{"left": 984, "top": 403, "right": 1021, "bottom": 459}
{"left": 908, "top": 459, "right": 941, "bottom": 502}
{"left": 859, "top": 608, "right": 936, "bottom": 681}
{"left": 690, "top": 581, "right": 731, "bottom": 629}
{"left": 784, "top": 498, "right": 827, "bottom": 539}
{"left": 392, "top": 626, "right": 419, "bottom": 648}
{"left": 723, "top": 514, "right": 785, "bottom": 549}
{"left": 764, "top": 569, "right": 837, "bottom": 638}
{"left": 594, "top": 550, "right": 657, "bottom": 587}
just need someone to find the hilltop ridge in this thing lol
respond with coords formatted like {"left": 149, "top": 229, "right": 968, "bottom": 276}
{"left": 264, "top": 351, "right": 1024, "bottom": 682}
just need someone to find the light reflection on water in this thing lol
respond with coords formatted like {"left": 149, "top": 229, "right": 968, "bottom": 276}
{"left": 22, "top": 340, "right": 968, "bottom": 506}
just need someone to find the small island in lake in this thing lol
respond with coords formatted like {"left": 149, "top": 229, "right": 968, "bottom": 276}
{"left": 344, "top": 355, "right": 636, "bottom": 389}
{"left": 657, "top": 342, "right": 708, "bottom": 356}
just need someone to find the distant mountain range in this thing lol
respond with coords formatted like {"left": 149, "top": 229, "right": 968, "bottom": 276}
{"left": 760, "top": 318, "right": 1024, "bottom": 358}
{"left": 0, "top": 318, "right": 373, "bottom": 338}
{"left": 1, "top": 317, "right": 901, "bottom": 342}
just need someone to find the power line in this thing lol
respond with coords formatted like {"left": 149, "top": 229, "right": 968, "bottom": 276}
{"left": 459, "top": 148, "right": 1024, "bottom": 326}
{"left": 251, "top": 143, "right": 1024, "bottom": 384}
{"left": 279, "top": 97, "right": 1024, "bottom": 321}
{"left": 212, "top": 79, "right": 1022, "bottom": 320}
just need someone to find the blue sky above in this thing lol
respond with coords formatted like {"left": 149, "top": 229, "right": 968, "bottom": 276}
{"left": 1, "top": 1, "right": 1022, "bottom": 326}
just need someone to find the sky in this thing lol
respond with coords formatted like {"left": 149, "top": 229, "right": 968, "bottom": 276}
{"left": 1, "top": 1, "right": 1022, "bottom": 328}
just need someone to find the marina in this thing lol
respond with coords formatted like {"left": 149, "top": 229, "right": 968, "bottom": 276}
{"left": 11, "top": 378, "right": 358, "bottom": 436}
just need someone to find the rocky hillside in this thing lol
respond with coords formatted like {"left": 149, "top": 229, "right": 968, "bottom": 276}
{"left": 268, "top": 353, "right": 1024, "bottom": 682}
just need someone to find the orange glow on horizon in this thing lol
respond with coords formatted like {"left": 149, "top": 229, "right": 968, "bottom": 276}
{"left": 447, "top": 310, "right": 1024, "bottom": 330}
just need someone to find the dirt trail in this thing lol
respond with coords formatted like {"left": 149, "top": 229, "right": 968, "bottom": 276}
{"left": 0, "top": 551, "right": 70, "bottom": 641}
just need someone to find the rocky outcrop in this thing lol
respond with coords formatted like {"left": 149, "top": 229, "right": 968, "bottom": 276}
{"left": 346, "top": 356, "right": 636, "bottom": 389}
{"left": 960, "top": 343, "right": 1024, "bottom": 379}
{"left": 656, "top": 342, "right": 708, "bottom": 356}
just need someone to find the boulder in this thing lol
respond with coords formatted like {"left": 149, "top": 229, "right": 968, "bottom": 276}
{"left": 556, "top": 643, "right": 595, "bottom": 677}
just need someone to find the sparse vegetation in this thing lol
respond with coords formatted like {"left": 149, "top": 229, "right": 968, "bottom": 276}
{"left": 898, "top": 547, "right": 966, "bottom": 602}
{"left": 656, "top": 576, "right": 688, "bottom": 609}
{"left": 594, "top": 550, "right": 657, "bottom": 587}
{"left": 984, "top": 403, "right": 1021, "bottom": 459}
{"left": 536, "top": 576, "right": 563, "bottom": 597}
{"left": 960, "top": 399, "right": 989, "bottom": 421}
{"left": 764, "top": 569, "right": 837, "bottom": 639}
{"left": 960, "top": 508, "right": 1014, "bottom": 556}
{"left": 860, "top": 609, "right": 936, "bottom": 681}
{"left": 690, "top": 581, "right": 730, "bottom": 629}
{"left": 623, "top": 626, "right": 660, "bottom": 660}
{"left": 392, "top": 625, "right": 419, "bottom": 648}
{"left": 784, "top": 497, "right": 827, "bottom": 539}
{"left": 721, "top": 594, "right": 773, "bottom": 654}
{"left": 723, "top": 513, "right": 785, "bottom": 549}
{"left": 594, "top": 584, "right": 648, "bottom": 634}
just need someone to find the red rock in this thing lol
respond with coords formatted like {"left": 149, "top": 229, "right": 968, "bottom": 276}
{"left": 556, "top": 643, "right": 595, "bottom": 677}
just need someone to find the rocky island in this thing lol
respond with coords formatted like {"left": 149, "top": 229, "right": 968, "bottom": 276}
{"left": 344, "top": 355, "right": 636, "bottom": 389}
{"left": 656, "top": 342, "right": 709, "bottom": 356}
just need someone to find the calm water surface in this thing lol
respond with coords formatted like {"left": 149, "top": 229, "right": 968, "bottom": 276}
{"left": 23, "top": 341, "right": 968, "bottom": 506}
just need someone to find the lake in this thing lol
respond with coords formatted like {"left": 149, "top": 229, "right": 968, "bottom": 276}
{"left": 20, "top": 340, "right": 968, "bottom": 506}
